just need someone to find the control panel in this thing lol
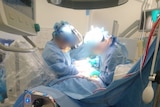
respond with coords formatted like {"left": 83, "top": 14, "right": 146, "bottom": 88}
{"left": 0, "top": 0, "right": 39, "bottom": 36}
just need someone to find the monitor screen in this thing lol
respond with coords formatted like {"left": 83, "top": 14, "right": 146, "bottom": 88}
{"left": 3, "top": 0, "right": 33, "bottom": 19}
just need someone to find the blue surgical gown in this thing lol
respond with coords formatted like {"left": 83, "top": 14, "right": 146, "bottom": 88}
{"left": 42, "top": 41, "right": 78, "bottom": 78}
{"left": 99, "top": 37, "right": 128, "bottom": 85}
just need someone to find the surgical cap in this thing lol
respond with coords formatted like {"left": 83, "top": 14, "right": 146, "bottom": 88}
{"left": 84, "top": 27, "right": 110, "bottom": 44}
{"left": 52, "top": 21, "right": 83, "bottom": 46}
{"left": 52, "top": 21, "right": 69, "bottom": 38}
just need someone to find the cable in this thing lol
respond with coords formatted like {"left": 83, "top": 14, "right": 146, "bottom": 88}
{"left": 139, "top": 1, "right": 151, "bottom": 106}
{"left": 150, "top": 25, "right": 160, "bottom": 76}
{"left": 139, "top": 0, "right": 149, "bottom": 89}
{"left": 140, "top": 0, "right": 148, "bottom": 67}
{"left": 142, "top": 18, "right": 160, "bottom": 67}
{"left": 140, "top": 5, "right": 146, "bottom": 78}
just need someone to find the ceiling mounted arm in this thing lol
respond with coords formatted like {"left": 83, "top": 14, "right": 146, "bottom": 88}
{"left": 47, "top": 0, "right": 128, "bottom": 9}
{"left": 0, "top": 44, "right": 37, "bottom": 53}
{"left": 0, "top": 36, "right": 37, "bottom": 53}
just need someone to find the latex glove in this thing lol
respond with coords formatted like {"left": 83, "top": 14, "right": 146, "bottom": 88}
{"left": 88, "top": 58, "right": 99, "bottom": 68}
{"left": 90, "top": 70, "right": 100, "bottom": 77}
{"left": 89, "top": 59, "right": 97, "bottom": 66}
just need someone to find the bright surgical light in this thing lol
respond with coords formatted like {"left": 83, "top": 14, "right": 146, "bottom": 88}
{"left": 84, "top": 26, "right": 109, "bottom": 44}
{"left": 50, "top": 0, "right": 62, "bottom": 4}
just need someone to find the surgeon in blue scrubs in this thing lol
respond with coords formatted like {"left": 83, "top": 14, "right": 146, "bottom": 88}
{"left": 85, "top": 27, "right": 128, "bottom": 85}
{"left": 42, "top": 21, "right": 82, "bottom": 78}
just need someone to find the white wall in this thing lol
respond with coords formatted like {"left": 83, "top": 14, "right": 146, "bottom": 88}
{"left": 35, "top": 0, "right": 89, "bottom": 35}
{"left": 1, "top": 0, "right": 157, "bottom": 49}
{"left": 32, "top": 0, "right": 89, "bottom": 48}
{"left": 30, "top": 0, "right": 154, "bottom": 48}
{"left": 90, "top": 0, "right": 143, "bottom": 36}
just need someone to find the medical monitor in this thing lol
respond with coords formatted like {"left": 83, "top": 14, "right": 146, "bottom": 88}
{"left": 139, "top": 8, "right": 160, "bottom": 32}
{"left": 0, "top": 0, "right": 37, "bottom": 36}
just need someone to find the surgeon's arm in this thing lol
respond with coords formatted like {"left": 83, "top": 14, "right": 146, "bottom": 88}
{"left": 99, "top": 54, "right": 117, "bottom": 85}
{"left": 45, "top": 53, "right": 78, "bottom": 78}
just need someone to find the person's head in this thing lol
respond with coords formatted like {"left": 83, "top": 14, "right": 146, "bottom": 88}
{"left": 84, "top": 27, "right": 111, "bottom": 54}
{"left": 52, "top": 21, "right": 83, "bottom": 50}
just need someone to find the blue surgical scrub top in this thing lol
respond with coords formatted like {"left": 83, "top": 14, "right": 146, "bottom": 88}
{"left": 99, "top": 37, "right": 128, "bottom": 85}
{"left": 42, "top": 41, "right": 78, "bottom": 78}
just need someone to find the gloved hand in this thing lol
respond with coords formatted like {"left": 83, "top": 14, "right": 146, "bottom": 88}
{"left": 90, "top": 70, "right": 100, "bottom": 77}
{"left": 89, "top": 59, "right": 97, "bottom": 65}
{"left": 88, "top": 58, "right": 99, "bottom": 68}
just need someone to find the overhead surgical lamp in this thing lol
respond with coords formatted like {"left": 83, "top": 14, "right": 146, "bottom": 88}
{"left": 50, "top": 0, "right": 62, "bottom": 5}
{"left": 47, "top": 0, "right": 128, "bottom": 9}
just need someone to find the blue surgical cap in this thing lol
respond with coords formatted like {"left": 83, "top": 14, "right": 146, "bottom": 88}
{"left": 52, "top": 21, "right": 68, "bottom": 38}
{"left": 52, "top": 21, "right": 82, "bottom": 46}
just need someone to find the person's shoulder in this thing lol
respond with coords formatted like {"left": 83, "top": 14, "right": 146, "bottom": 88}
{"left": 108, "top": 44, "right": 121, "bottom": 56}
{"left": 45, "top": 41, "right": 54, "bottom": 46}
{"left": 43, "top": 41, "right": 61, "bottom": 56}
{"left": 45, "top": 41, "right": 58, "bottom": 50}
